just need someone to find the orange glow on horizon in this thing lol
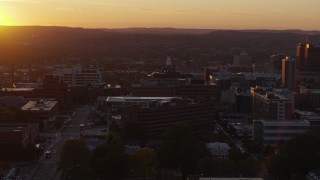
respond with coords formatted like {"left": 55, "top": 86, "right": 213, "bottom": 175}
{"left": 0, "top": 0, "right": 319, "bottom": 30}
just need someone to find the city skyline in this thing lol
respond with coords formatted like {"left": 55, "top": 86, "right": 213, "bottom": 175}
{"left": 0, "top": 0, "right": 320, "bottom": 30}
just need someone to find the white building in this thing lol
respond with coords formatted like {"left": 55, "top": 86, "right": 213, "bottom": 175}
{"left": 206, "top": 142, "right": 230, "bottom": 159}
{"left": 53, "top": 65, "right": 103, "bottom": 86}
{"left": 253, "top": 120, "right": 310, "bottom": 147}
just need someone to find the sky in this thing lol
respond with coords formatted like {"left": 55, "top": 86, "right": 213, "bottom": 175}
{"left": 0, "top": 0, "right": 319, "bottom": 30}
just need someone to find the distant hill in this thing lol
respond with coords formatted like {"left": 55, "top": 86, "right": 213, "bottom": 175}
{"left": 104, "top": 27, "right": 320, "bottom": 35}
{"left": 0, "top": 26, "right": 320, "bottom": 65}
{"left": 1, "top": 26, "right": 319, "bottom": 35}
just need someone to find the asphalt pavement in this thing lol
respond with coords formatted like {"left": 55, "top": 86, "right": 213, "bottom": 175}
{"left": 29, "top": 105, "right": 93, "bottom": 180}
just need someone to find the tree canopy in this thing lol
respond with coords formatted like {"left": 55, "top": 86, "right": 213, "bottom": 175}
{"left": 130, "top": 147, "right": 157, "bottom": 178}
{"left": 158, "top": 123, "right": 207, "bottom": 177}
{"left": 92, "top": 133, "right": 128, "bottom": 179}
{"left": 59, "top": 139, "right": 92, "bottom": 170}
{"left": 265, "top": 132, "right": 320, "bottom": 179}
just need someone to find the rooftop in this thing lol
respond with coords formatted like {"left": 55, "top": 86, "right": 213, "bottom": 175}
{"left": 0, "top": 123, "right": 38, "bottom": 132}
{"left": 206, "top": 142, "right": 231, "bottom": 149}
{"left": 21, "top": 100, "right": 58, "bottom": 111}
{"left": 1, "top": 88, "right": 34, "bottom": 92}
{"left": 104, "top": 96, "right": 176, "bottom": 103}
{"left": 257, "top": 120, "right": 310, "bottom": 126}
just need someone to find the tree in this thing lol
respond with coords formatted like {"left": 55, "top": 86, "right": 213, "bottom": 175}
{"left": 92, "top": 133, "right": 128, "bottom": 179}
{"left": 285, "top": 132, "right": 320, "bottom": 175}
{"left": 59, "top": 139, "right": 92, "bottom": 179}
{"left": 238, "top": 155, "right": 262, "bottom": 177}
{"left": 123, "top": 121, "right": 147, "bottom": 146}
{"left": 158, "top": 123, "right": 206, "bottom": 178}
{"left": 265, "top": 132, "right": 320, "bottom": 179}
{"left": 196, "top": 157, "right": 236, "bottom": 177}
{"left": 265, "top": 154, "right": 292, "bottom": 179}
{"left": 130, "top": 147, "right": 157, "bottom": 178}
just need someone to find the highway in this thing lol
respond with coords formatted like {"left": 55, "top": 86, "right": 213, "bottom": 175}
{"left": 30, "top": 105, "right": 92, "bottom": 180}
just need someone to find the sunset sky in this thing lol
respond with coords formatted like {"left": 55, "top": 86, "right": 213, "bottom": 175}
{"left": 0, "top": 0, "right": 319, "bottom": 30}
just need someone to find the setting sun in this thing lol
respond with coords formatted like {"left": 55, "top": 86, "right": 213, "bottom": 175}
{"left": 0, "top": 10, "right": 8, "bottom": 25}
{"left": 0, "top": 13, "right": 3, "bottom": 24}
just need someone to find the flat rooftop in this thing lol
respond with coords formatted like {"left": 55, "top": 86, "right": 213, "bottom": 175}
{"left": 257, "top": 120, "right": 310, "bottom": 126}
{"left": 21, "top": 100, "right": 58, "bottom": 111}
{"left": 104, "top": 96, "right": 176, "bottom": 102}
{"left": 255, "top": 91, "right": 289, "bottom": 101}
{"left": 1, "top": 88, "right": 34, "bottom": 92}
{"left": 0, "top": 123, "right": 38, "bottom": 132}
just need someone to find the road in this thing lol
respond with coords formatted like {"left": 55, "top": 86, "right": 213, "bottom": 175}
{"left": 30, "top": 105, "right": 92, "bottom": 180}
{"left": 215, "top": 121, "right": 246, "bottom": 153}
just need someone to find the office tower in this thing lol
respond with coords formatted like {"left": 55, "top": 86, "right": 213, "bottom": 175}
{"left": 296, "top": 43, "right": 320, "bottom": 72}
{"left": 282, "top": 57, "right": 296, "bottom": 90}
{"left": 270, "top": 54, "right": 286, "bottom": 73}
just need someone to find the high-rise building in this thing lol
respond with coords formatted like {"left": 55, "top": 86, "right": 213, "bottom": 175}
{"left": 296, "top": 43, "right": 320, "bottom": 72}
{"left": 282, "top": 57, "right": 296, "bottom": 90}
{"left": 270, "top": 54, "right": 286, "bottom": 73}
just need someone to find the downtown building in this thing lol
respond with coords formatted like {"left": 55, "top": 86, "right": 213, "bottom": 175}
{"left": 0, "top": 75, "right": 69, "bottom": 108}
{"left": 0, "top": 123, "right": 39, "bottom": 148}
{"left": 253, "top": 120, "right": 310, "bottom": 148}
{"left": 21, "top": 99, "right": 58, "bottom": 130}
{"left": 99, "top": 96, "right": 215, "bottom": 138}
{"left": 296, "top": 43, "right": 320, "bottom": 72}
{"left": 53, "top": 65, "right": 103, "bottom": 86}
{"left": 132, "top": 57, "right": 220, "bottom": 102}
{"left": 251, "top": 87, "right": 293, "bottom": 121}
{"left": 121, "top": 99, "right": 215, "bottom": 138}
{"left": 282, "top": 57, "right": 296, "bottom": 90}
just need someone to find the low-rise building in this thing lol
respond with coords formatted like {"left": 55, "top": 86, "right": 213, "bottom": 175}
{"left": 295, "top": 110, "right": 320, "bottom": 133}
{"left": 206, "top": 142, "right": 230, "bottom": 159}
{"left": 21, "top": 100, "right": 58, "bottom": 120}
{"left": 227, "top": 122, "right": 252, "bottom": 139}
{"left": 0, "top": 96, "right": 26, "bottom": 108}
{"left": 21, "top": 100, "right": 58, "bottom": 130}
{"left": 0, "top": 123, "right": 39, "bottom": 148}
{"left": 253, "top": 120, "right": 310, "bottom": 148}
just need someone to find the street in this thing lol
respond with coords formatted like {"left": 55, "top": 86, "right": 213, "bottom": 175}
{"left": 28, "top": 105, "right": 92, "bottom": 180}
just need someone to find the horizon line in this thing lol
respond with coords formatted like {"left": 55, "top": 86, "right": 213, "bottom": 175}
{"left": 0, "top": 25, "right": 320, "bottom": 32}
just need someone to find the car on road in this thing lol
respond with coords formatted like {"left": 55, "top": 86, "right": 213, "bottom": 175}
{"left": 45, "top": 150, "right": 51, "bottom": 158}
{"left": 80, "top": 123, "right": 85, "bottom": 130}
